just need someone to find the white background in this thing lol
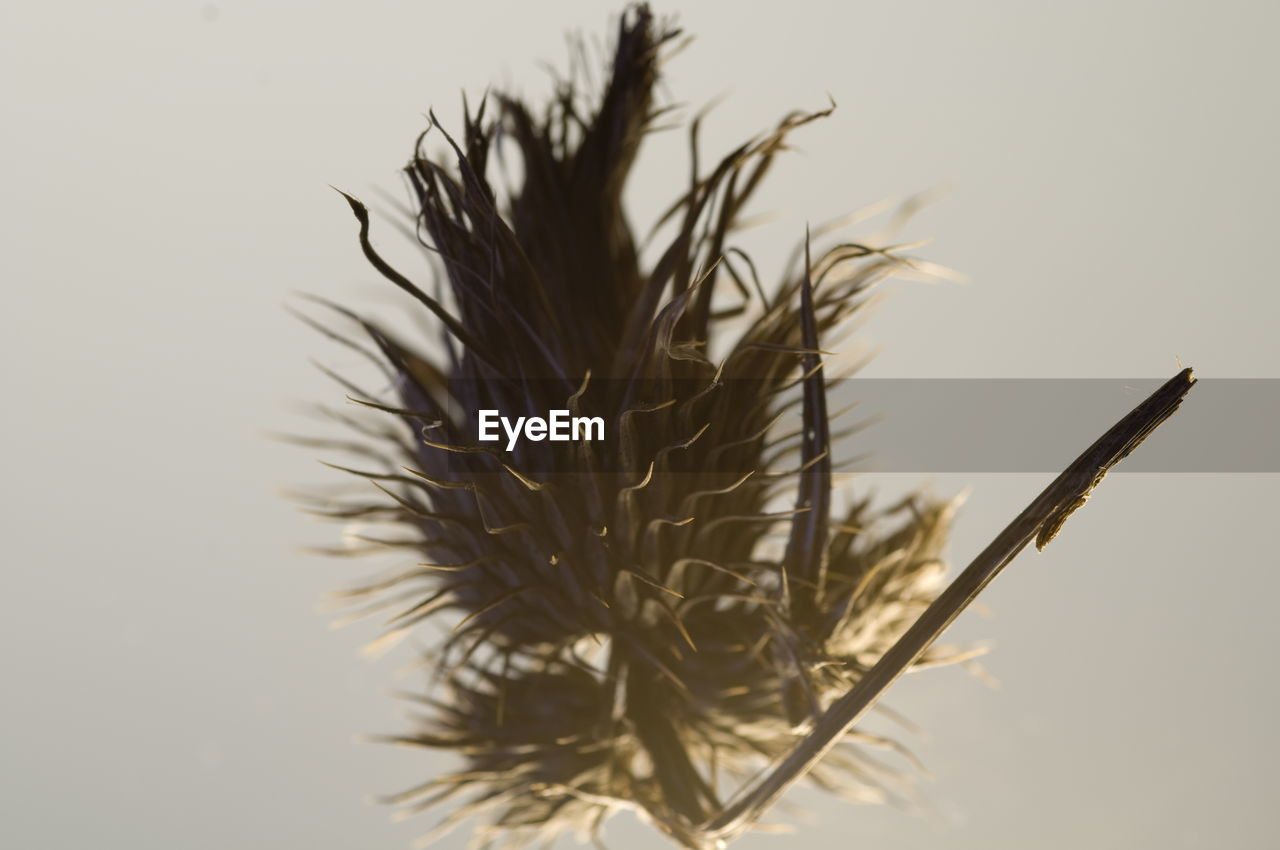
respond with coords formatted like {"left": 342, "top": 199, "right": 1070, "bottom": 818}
{"left": 3, "top": 2, "right": 1276, "bottom": 848}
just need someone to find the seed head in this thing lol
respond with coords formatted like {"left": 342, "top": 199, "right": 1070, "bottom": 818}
{"left": 298, "top": 5, "right": 971, "bottom": 847}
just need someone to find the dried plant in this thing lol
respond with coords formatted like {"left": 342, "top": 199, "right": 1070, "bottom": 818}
{"left": 293, "top": 5, "right": 1194, "bottom": 849}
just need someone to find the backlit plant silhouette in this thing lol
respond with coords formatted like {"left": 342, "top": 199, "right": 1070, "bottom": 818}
{"left": 295, "top": 6, "right": 1195, "bottom": 848}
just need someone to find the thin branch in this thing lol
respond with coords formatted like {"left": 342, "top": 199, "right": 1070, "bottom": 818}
{"left": 698, "top": 367, "right": 1197, "bottom": 847}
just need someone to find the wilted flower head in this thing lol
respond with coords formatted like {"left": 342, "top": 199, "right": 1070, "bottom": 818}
{"left": 298, "top": 5, "right": 974, "bottom": 847}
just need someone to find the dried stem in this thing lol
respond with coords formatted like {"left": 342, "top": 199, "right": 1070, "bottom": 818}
{"left": 693, "top": 367, "right": 1197, "bottom": 848}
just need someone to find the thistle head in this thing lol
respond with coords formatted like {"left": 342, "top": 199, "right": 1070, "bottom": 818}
{"left": 297, "top": 5, "right": 967, "bottom": 847}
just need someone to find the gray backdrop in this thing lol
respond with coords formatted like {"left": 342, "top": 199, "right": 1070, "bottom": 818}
{"left": 3, "top": 1, "right": 1276, "bottom": 848}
